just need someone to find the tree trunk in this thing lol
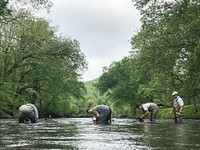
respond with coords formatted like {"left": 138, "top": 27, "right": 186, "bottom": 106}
{"left": 31, "top": 92, "right": 37, "bottom": 104}
{"left": 192, "top": 95, "right": 198, "bottom": 113}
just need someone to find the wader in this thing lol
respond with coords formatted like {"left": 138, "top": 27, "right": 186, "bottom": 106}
{"left": 150, "top": 108, "right": 159, "bottom": 123}
{"left": 173, "top": 101, "right": 183, "bottom": 123}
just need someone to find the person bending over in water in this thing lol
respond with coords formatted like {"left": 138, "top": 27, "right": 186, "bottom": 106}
{"left": 87, "top": 104, "right": 112, "bottom": 125}
{"left": 136, "top": 103, "right": 159, "bottom": 123}
{"left": 18, "top": 103, "right": 39, "bottom": 123}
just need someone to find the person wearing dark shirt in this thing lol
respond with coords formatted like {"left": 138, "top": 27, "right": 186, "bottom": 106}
{"left": 87, "top": 104, "right": 112, "bottom": 125}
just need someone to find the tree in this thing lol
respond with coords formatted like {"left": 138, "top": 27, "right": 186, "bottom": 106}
{"left": 0, "top": 0, "right": 11, "bottom": 18}
{"left": 131, "top": 0, "right": 200, "bottom": 108}
{"left": 0, "top": 6, "right": 87, "bottom": 117}
{"left": 97, "top": 57, "right": 141, "bottom": 116}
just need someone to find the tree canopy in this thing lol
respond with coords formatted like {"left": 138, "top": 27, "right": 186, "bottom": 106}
{"left": 1, "top": 0, "right": 200, "bottom": 118}
{"left": 97, "top": 0, "right": 200, "bottom": 115}
{"left": 0, "top": 0, "right": 87, "bottom": 118}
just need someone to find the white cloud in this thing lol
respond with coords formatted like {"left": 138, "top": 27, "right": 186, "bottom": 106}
{"left": 36, "top": 0, "right": 141, "bottom": 81}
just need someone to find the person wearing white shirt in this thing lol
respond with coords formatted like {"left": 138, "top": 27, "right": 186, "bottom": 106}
{"left": 136, "top": 102, "right": 159, "bottom": 123}
{"left": 87, "top": 105, "right": 112, "bottom": 125}
{"left": 18, "top": 103, "right": 39, "bottom": 123}
{"left": 172, "top": 91, "right": 184, "bottom": 123}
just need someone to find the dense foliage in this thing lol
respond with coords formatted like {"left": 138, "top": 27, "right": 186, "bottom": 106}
{"left": 0, "top": 0, "right": 87, "bottom": 118}
{"left": 1, "top": 0, "right": 200, "bottom": 119}
{"left": 97, "top": 0, "right": 200, "bottom": 116}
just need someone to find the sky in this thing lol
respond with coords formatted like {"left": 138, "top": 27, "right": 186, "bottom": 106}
{"left": 36, "top": 0, "right": 141, "bottom": 82}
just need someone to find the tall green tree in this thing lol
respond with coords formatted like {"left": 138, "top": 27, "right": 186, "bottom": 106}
{"left": 0, "top": 4, "right": 87, "bottom": 117}
{"left": 131, "top": 0, "right": 200, "bottom": 108}
{"left": 97, "top": 0, "right": 200, "bottom": 117}
{"left": 97, "top": 57, "right": 141, "bottom": 116}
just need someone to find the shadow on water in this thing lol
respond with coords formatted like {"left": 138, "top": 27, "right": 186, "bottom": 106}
{"left": 0, "top": 118, "right": 200, "bottom": 150}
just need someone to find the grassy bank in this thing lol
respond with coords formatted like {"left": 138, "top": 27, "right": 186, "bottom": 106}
{"left": 157, "top": 104, "right": 200, "bottom": 119}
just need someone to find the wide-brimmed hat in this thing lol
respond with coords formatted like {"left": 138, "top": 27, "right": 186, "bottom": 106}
{"left": 172, "top": 91, "right": 178, "bottom": 96}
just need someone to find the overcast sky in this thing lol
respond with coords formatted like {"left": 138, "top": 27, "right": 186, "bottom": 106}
{"left": 36, "top": 0, "right": 141, "bottom": 81}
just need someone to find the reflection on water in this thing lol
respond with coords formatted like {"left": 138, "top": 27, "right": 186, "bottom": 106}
{"left": 0, "top": 118, "right": 200, "bottom": 150}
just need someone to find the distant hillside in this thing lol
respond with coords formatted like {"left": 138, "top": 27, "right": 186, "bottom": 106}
{"left": 84, "top": 78, "right": 108, "bottom": 106}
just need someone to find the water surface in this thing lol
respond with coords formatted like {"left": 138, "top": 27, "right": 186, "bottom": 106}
{"left": 0, "top": 118, "right": 200, "bottom": 149}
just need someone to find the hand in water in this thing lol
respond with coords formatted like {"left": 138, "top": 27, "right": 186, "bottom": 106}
{"left": 138, "top": 117, "right": 144, "bottom": 122}
{"left": 92, "top": 117, "right": 96, "bottom": 123}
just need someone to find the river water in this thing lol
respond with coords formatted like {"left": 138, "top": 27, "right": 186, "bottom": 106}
{"left": 0, "top": 118, "right": 200, "bottom": 150}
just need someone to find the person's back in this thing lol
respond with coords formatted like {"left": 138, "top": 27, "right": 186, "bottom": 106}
{"left": 94, "top": 105, "right": 110, "bottom": 114}
{"left": 142, "top": 103, "right": 158, "bottom": 111}
{"left": 18, "top": 103, "right": 39, "bottom": 123}
{"left": 88, "top": 105, "right": 112, "bottom": 125}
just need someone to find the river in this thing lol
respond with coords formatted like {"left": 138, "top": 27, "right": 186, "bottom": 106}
{"left": 0, "top": 118, "right": 200, "bottom": 150}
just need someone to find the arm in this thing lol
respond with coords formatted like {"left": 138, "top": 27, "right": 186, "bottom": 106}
{"left": 32, "top": 105, "right": 39, "bottom": 119}
{"left": 174, "top": 106, "right": 183, "bottom": 117}
{"left": 140, "top": 110, "right": 149, "bottom": 118}
{"left": 179, "top": 106, "right": 183, "bottom": 113}
{"left": 91, "top": 110, "right": 100, "bottom": 122}
{"left": 177, "top": 98, "right": 184, "bottom": 114}
{"left": 94, "top": 111, "right": 100, "bottom": 121}
{"left": 176, "top": 106, "right": 183, "bottom": 116}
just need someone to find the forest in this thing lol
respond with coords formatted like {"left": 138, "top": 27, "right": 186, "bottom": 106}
{"left": 1, "top": 0, "right": 200, "bottom": 119}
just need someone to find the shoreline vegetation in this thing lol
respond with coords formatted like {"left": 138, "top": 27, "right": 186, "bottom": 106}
{"left": 156, "top": 104, "right": 200, "bottom": 119}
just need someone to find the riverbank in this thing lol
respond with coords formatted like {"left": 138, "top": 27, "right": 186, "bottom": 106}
{"left": 157, "top": 104, "right": 200, "bottom": 119}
